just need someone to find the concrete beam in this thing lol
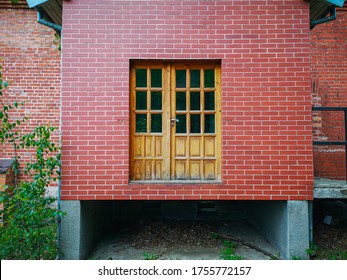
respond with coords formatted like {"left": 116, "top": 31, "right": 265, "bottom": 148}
{"left": 314, "top": 178, "right": 347, "bottom": 199}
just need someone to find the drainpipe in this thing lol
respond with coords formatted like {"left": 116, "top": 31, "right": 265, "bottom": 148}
{"left": 57, "top": 160, "right": 62, "bottom": 260}
{"left": 310, "top": 7, "right": 337, "bottom": 29}
{"left": 37, "top": 11, "right": 62, "bottom": 33}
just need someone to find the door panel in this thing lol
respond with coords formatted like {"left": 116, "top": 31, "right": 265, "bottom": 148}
{"left": 175, "top": 137, "right": 187, "bottom": 156}
{"left": 190, "top": 161, "right": 201, "bottom": 180}
{"left": 190, "top": 137, "right": 201, "bottom": 157}
{"left": 130, "top": 61, "right": 220, "bottom": 181}
{"left": 175, "top": 161, "right": 187, "bottom": 179}
{"left": 171, "top": 63, "right": 220, "bottom": 180}
{"left": 130, "top": 62, "right": 170, "bottom": 180}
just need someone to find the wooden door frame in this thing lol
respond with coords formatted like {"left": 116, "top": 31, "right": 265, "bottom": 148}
{"left": 130, "top": 60, "right": 221, "bottom": 181}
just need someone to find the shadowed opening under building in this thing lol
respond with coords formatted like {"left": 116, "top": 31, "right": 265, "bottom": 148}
{"left": 59, "top": 200, "right": 310, "bottom": 260}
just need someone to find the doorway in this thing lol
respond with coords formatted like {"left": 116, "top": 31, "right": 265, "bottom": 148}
{"left": 130, "top": 61, "right": 221, "bottom": 181}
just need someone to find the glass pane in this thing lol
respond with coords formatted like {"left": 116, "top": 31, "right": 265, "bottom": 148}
{"left": 190, "top": 92, "right": 200, "bottom": 111}
{"left": 190, "top": 114, "right": 201, "bottom": 133}
{"left": 136, "top": 91, "right": 147, "bottom": 110}
{"left": 205, "top": 114, "right": 215, "bottom": 133}
{"left": 136, "top": 69, "right": 147, "bottom": 87}
{"left": 190, "top": 69, "right": 200, "bottom": 88}
{"left": 151, "top": 69, "right": 162, "bottom": 87}
{"left": 204, "top": 69, "right": 215, "bottom": 87}
{"left": 151, "top": 114, "right": 162, "bottom": 133}
{"left": 176, "top": 91, "right": 186, "bottom": 111}
{"left": 136, "top": 114, "right": 147, "bottom": 133}
{"left": 176, "top": 114, "right": 186, "bottom": 133}
{"left": 204, "top": 91, "right": 215, "bottom": 110}
{"left": 176, "top": 70, "right": 186, "bottom": 88}
{"left": 151, "top": 91, "right": 162, "bottom": 110}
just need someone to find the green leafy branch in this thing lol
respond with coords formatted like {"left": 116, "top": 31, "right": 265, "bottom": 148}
{"left": 0, "top": 65, "right": 64, "bottom": 259}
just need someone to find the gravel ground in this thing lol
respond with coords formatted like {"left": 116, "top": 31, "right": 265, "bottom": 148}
{"left": 130, "top": 220, "right": 220, "bottom": 249}
{"left": 314, "top": 224, "right": 347, "bottom": 260}
{"left": 88, "top": 220, "right": 278, "bottom": 260}
{"left": 89, "top": 218, "right": 347, "bottom": 260}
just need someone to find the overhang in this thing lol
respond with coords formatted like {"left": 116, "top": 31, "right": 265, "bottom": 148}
{"left": 26, "top": 0, "right": 62, "bottom": 33}
{"left": 25, "top": 0, "right": 346, "bottom": 33}
{"left": 310, "top": 0, "right": 346, "bottom": 29}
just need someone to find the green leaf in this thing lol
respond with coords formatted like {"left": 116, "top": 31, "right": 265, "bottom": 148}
{"left": 0, "top": 66, "right": 62, "bottom": 259}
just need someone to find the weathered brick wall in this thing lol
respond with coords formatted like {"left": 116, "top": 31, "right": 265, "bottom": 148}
{"left": 0, "top": 6, "right": 61, "bottom": 181}
{"left": 311, "top": 6, "right": 347, "bottom": 180}
{"left": 62, "top": 0, "right": 313, "bottom": 200}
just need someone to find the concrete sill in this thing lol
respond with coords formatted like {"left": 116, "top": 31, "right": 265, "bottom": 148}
{"left": 129, "top": 180, "right": 222, "bottom": 185}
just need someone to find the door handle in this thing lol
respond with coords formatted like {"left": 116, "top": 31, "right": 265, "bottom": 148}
{"left": 171, "top": 118, "right": 179, "bottom": 127}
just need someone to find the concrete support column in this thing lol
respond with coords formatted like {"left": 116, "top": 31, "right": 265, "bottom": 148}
{"left": 59, "top": 200, "right": 82, "bottom": 260}
{"left": 247, "top": 200, "right": 309, "bottom": 260}
{"left": 59, "top": 200, "right": 105, "bottom": 260}
{"left": 286, "top": 200, "right": 310, "bottom": 259}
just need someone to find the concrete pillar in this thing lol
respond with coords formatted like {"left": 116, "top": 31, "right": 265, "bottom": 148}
{"left": 247, "top": 200, "right": 309, "bottom": 260}
{"left": 286, "top": 200, "right": 310, "bottom": 259}
{"left": 59, "top": 200, "right": 82, "bottom": 260}
{"left": 59, "top": 200, "right": 106, "bottom": 259}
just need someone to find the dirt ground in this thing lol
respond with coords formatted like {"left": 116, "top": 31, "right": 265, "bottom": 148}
{"left": 313, "top": 224, "right": 347, "bottom": 260}
{"left": 88, "top": 220, "right": 279, "bottom": 260}
{"left": 88, "top": 201, "right": 347, "bottom": 260}
{"left": 312, "top": 200, "right": 347, "bottom": 260}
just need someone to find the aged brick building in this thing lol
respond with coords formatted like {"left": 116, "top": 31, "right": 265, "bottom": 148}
{"left": 0, "top": 1, "right": 61, "bottom": 170}
{"left": 311, "top": 4, "right": 347, "bottom": 181}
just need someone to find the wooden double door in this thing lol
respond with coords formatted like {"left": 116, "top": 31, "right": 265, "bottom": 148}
{"left": 130, "top": 61, "right": 221, "bottom": 181}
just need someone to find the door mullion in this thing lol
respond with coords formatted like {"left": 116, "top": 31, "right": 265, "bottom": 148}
{"left": 162, "top": 63, "right": 171, "bottom": 180}
{"left": 201, "top": 69, "right": 205, "bottom": 180}
{"left": 187, "top": 68, "right": 191, "bottom": 180}
{"left": 170, "top": 64, "right": 176, "bottom": 180}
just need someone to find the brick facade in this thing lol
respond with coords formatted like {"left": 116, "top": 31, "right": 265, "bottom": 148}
{"left": 0, "top": 6, "right": 61, "bottom": 180}
{"left": 61, "top": 0, "right": 313, "bottom": 201}
{"left": 311, "top": 6, "right": 347, "bottom": 180}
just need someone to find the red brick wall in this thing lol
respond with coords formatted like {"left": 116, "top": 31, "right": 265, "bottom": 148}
{"left": 61, "top": 0, "right": 313, "bottom": 200}
{"left": 311, "top": 6, "right": 347, "bottom": 180}
{"left": 0, "top": 7, "right": 61, "bottom": 180}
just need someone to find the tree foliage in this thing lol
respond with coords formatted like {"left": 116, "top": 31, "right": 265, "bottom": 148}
{"left": 0, "top": 65, "right": 64, "bottom": 259}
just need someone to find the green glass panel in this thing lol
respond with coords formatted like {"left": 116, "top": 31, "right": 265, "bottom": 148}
{"left": 176, "top": 114, "right": 186, "bottom": 133}
{"left": 136, "top": 91, "right": 147, "bottom": 110}
{"left": 176, "top": 91, "right": 186, "bottom": 111}
{"left": 151, "top": 114, "right": 162, "bottom": 133}
{"left": 205, "top": 114, "right": 215, "bottom": 133}
{"left": 151, "top": 69, "right": 162, "bottom": 88}
{"left": 204, "top": 69, "right": 215, "bottom": 88}
{"left": 176, "top": 70, "right": 186, "bottom": 88}
{"left": 204, "top": 91, "right": 215, "bottom": 110}
{"left": 190, "top": 92, "right": 200, "bottom": 111}
{"left": 190, "top": 69, "right": 200, "bottom": 88}
{"left": 190, "top": 114, "right": 201, "bottom": 133}
{"left": 136, "top": 69, "right": 147, "bottom": 87}
{"left": 136, "top": 114, "right": 147, "bottom": 133}
{"left": 151, "top": 91, "right": 162, "bottom": 110}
